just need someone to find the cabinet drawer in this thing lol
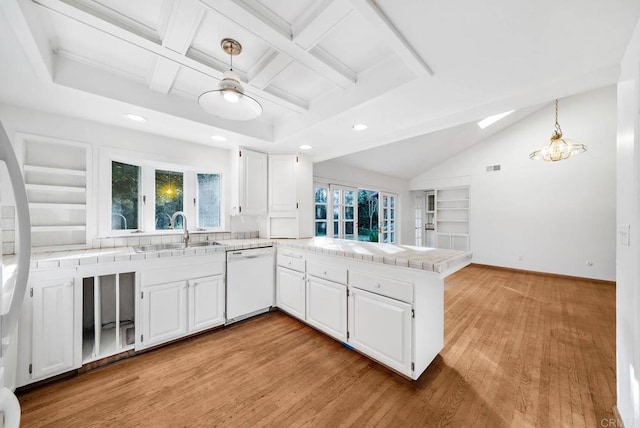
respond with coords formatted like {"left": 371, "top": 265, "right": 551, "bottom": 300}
{"left": 349, "top": 271, "right": 413, "bottom": 303}
{"left": 307, "top": 261, "right": 347, "bottom": 284}
{"left": 277, "top": 252, "right": 305, "bottom": 272}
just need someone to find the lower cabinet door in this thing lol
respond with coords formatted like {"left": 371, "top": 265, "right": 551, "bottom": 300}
{"left": 276, "top": 267, "right": 306, "bottom": 320}
{"left": 188, "top": 275, "right": 224, "bottom": 333}
{"left": 306, "top": 276, "right": 347, "bottom": 342}
{"left": 348, "top": 287, "right": 413, "bottom": 376}
{"left": 31, "top": 279, "right": 75, "bottom": 380}
{"left": 141, "top": 281, "right": 188, "bottom": 348}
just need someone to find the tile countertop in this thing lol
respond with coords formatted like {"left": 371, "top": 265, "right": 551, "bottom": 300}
{"left": 2, "top": 237, "right": 471, "bottom": 275}
{"left": 277, "top": 237, "right": 472, "bottom": 274}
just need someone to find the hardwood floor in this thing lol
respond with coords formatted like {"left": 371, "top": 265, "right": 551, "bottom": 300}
{"left": 17, "top": 265, "right": 616, "bottom": 427}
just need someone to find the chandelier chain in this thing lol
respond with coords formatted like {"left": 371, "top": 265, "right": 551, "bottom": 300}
{"left": 554, "top": 99, "right": 562, "bottom": 135}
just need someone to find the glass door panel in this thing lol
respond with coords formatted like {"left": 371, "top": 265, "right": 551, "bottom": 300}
{"left": 331, "top": 186, "right": 357, "bottom": 240}
{"left": 357, "top": 190, "right": 379, "bottom": 242}
{"left": 380, "top": 193, "right": 397, "bottom": 243}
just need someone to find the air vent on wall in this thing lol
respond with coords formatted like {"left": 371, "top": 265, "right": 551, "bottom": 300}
{"left": 485, "top": 164, "right": 501, "bottom": 172}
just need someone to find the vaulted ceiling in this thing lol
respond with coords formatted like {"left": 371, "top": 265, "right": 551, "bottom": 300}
{"left": 0, "top": 0, "right": 638, "bottom": 178}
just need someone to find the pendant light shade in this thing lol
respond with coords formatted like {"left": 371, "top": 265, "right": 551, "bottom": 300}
{"left": 198, "top": 39, "right": 263, "bottom": 121}
{"left": 529, "top": 99, "right": 586, "bottom": 162}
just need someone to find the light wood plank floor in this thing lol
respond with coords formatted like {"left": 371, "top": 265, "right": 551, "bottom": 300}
{"left": 17, "top": 265, "right": 616, "bottom": 427}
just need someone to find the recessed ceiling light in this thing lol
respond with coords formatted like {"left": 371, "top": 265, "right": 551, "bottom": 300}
{"left": 352, "top": 123, "right": 368, "bottom": 131}
{"left": 298, "top": 144, "right": 312, "bottom": 150}
{"left": 477, "top": 110, "right": 515, "bottom": 129}
{"left": 123, "top": 113, "right": 147, "bottom": 123}
{"left": 211, "top": 135, "right": 227, "bottom": 141}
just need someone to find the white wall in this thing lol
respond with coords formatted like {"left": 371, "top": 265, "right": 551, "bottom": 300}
{"left": 313, "top": 161, "right": 413, "bottom": 244}
{"left": 0, "top": 103, "right": 261, "bottom": 236}
{"left": 410, "top": 86, "right": 617, "bottom": 281}
{"left": 616, "top": 16, "right": 640, "bottom": 425}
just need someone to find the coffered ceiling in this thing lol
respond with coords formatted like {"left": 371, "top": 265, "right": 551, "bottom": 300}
{"left": 0, "top": 0, "right": 638, "bottom": 177}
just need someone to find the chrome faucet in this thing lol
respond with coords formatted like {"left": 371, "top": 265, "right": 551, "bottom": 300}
{"left": 169, "top": 211, "right": 189, "bottom": 245}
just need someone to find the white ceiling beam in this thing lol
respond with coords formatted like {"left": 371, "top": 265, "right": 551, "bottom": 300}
{"left": 199, "top": 0, "right": 356, "bottom": 88}
{"left": 248, "top": 51, "right": 292, "bottom": 90}
{"left": 147, "top": 0, "right": 205, "bottom": 94}
{"left": 31, "top": 0, "right": 307, "bottom": 113}
{"left": 349, "top": 0, "right": 433, "bottom": 78}
{"left": 161, "top": 0, "right": 206, "bottom": 54}
{"left": 0, "top": 0, "right": 54, "bottom": 82}
{"left": 292, "top": 0, "right": 353, "bottom": 50}
{"left": 148, "top": 57, "right": 181, "bottom": 94}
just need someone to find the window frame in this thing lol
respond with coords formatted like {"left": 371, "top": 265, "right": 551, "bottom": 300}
{"left": 99, "top": 147, "right": 225, "bottom": 237}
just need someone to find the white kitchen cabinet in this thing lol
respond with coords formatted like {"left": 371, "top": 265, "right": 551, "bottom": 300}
{"left": 348, "top": 287, "right": 413, "bottom": 376}
{"left": 188, "top": 275, "right": 225, "bottom": 333}
{"left": 31, "top": 278, "right": 76, "bottom": 380}
{"left": 141, "top": 280, "right": 188, "bottom": 348}
{"left": 276, "top": 267, "right": 306, "bottom": 320}
{"left": 306, "top": 276, "right": 347, "bottom": 342}
{"left": 230, "top": 148, "right": 267, "bottom": 216}
{"left": 267, "top": 154, "right": 313, "bottom": 238}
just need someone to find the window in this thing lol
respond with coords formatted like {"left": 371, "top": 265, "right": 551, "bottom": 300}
{"left": 155, "top": 169, "right": 183, "bottom": 230}
{"left": 105, "top": 154, "right": 224, "bottom": 236}
{"left": 197, "top": 173, "right": 221, "bottom": 228}
{"left": 111, "top": 161, "right": 140, "bottom": 230}
{"left": 314, "top": 186, "right": 328, "bottom": 236}
{"left": 314, "top": 185, "right": 398, "bottom": 244}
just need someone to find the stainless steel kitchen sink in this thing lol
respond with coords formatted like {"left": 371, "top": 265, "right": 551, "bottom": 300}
{"left": 133, "top": 241, "right": 221, "bottom": 253}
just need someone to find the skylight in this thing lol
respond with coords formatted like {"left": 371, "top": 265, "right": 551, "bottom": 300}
{"left": 477, "top": 110, "right": 515, "bottom": 129}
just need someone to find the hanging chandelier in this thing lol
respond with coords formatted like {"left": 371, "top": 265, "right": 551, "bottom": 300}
{"left": 198, "top": 38, "right": 263, "bottom": 121}
{"left": 529, "top": 99, "right": 586, "bottom": 162}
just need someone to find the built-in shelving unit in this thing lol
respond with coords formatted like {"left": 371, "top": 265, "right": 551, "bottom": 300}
{"left": 82, "top": 272, "right": 136, "bottom": 364}
{"left": 18, "top": 134, "right": 91, "bottom": 249}
{"left": 436, "top": 187, "right": 470, "bottom": 251}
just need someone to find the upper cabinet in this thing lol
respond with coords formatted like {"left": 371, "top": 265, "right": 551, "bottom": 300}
{"left": 230, "top": 148, "right": 267, "bottom": 216}
{"left": 17, "top": 134, "right": 92, "bottom": 250}
{"left": 268, "top": 154, "right": 313, "bottom": 239}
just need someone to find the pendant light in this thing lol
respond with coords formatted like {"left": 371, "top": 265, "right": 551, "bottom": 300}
{"left": 529, "top": 99, "right": 586, "bottom": 162}
{"left": 198, "top": 38, "right": 263, "bottom": 121}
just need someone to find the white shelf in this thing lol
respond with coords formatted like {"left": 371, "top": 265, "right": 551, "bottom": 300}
{"left": 24, "top": 164, "right": 86, "bottom": 176}
{"left": 32, "top": 225, "right": 87, "bottom": 232}
{"left": 437, "top": 208, "right": 468, "bottom": 211}
{"left": 437, "top": 220, "right": 469, "bottom": 223}
{"left": 25, "top": 184, "right": 86, "bottom": 193}
{"left": 30, "top": 203, "right": 86, "bottom": 210}
{"left": 437, "top": 198, "right": 469, "bottom": 202}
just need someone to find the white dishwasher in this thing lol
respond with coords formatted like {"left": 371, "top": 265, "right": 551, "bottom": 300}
{"left": 226, "top": 247, "right": 275, "bottom": 324}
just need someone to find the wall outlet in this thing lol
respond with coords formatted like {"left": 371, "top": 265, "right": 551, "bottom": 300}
{"left": 586, "top": 261, "right": 594, "bottom": 266}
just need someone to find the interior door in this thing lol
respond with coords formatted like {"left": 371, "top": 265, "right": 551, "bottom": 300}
{"left": 414, "top": 194, "right": 425, "bottom": 246}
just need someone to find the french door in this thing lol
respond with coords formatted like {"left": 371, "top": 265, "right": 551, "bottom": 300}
{"left": 380, "top": 193, "right": 396, "bottom": 243}
{"left": 331, "top": 185, "right": 357, "bottom": 240}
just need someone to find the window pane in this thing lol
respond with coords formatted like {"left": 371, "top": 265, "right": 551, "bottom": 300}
{"left": 333, "top": 207, "right": 339, "bottom": 220}
{"left": 390, "top": 208, "right": 395, "bottom": 220}
{"left": 345, "top": 221, "right": 354, "bottom": 236}
{"left": 333, "top": 190, "right": 340, "bottom": 205}
{"left": 315, "top": 222, "right": 327, "bottom": 236}
{"left": 344, "top": 190, "right": 354, "bottom": 205}
{"left": 358, "top": 190, "right": 379, "bottom": 242}
{"left": 315, "top": 205, "right": 327, "bottom": 220}
{"left": 155, "top": 169, "right": 183, "bottom": 230}
{"left": 334, "top": 222, "right": 339, "bottom": 235}
{"left": 197, "top": 173, "right": 220, "bottom": 228}
{"left": 344, "top": 206, "right": 354, "bottom": 220}
{"left": 315, "top": 188, "right": 327, "bottom": 203}
{"left": 112, "top": 161, "right": 139, "bottom": 230}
